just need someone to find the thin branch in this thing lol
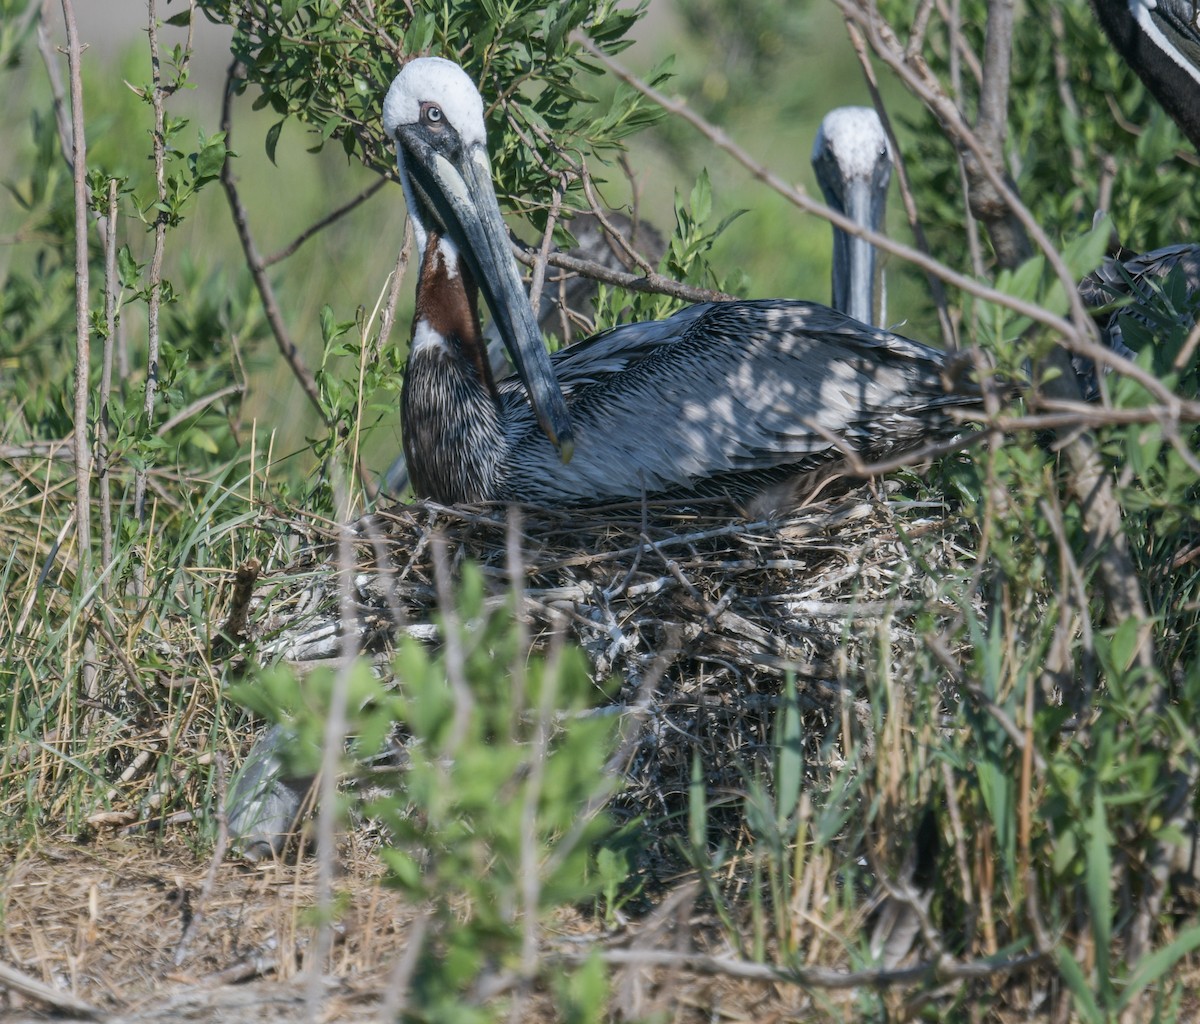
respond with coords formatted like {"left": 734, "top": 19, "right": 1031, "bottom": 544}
{"left": 845, "top": 21, "right": 958, "bottom": 350}
{"left": 527, "top": 175, "right": 565, "bottom": 320}
{"left": 262, "top": 175, "right": 390, "bottom": 267}
{"left": 134, "top": 0, "right": 168, "bottom": 532}
{"left": 0, "top": 961, "right": 103, "bottom": 1020}
{"left": 569, "top": 947, "right": 1045, "bottom": 990}
{"left": 372, "top": 218, "right": 413, "bottom": 360}
{"left": 219, "top": 58, "right": 328, "bottom": 422}
{"left": 61, "top": 0, "right": 91, "bottom": 582}
{"left": 306, "top": 475, "right": 357, "bottom": 1015}
{"left": 36, "top": 0, "right": 72, "bottom": 171}
{"left": 99, "top": 177, "right": 118, "bottom": 581}
{"left": 515, "top": 244, "right": 730, "bottom": 305}
{"left": 155, "top": 384, "right": 245, "bottom": 436}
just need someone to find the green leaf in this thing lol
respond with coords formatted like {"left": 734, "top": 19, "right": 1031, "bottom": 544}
{"left": 117, "top": 245, "right": 140, "bottom": 288}
{"left": 774, "top": 674, "right": 803, "bottom": 824}
{"left": 689, "top": 169, "right": 712, "bottom": 226}
{"left": 265, "top": 120, "right": 284, "bottom": 165}
{"left": 1109, "top": 617, "right": 1142, "bottom": 674}
{"left": 688, "top": 749, "right": 707, "bottom": 851}
{"left": 1084, "top": 791, "right": 1112, "bottom": 1002}
{"left": 194, "top": 133, "right": 227, "bottom": 181}
{"left": 1120, "top": 924, "right": 1200, "bottom": 1009}
{"left": 1055, "top": 947, "right": 1103, "bottom": 1024}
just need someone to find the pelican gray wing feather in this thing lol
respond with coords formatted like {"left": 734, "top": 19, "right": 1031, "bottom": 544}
{"left": 491, "top": 300, "right": 959, "bottom": 506}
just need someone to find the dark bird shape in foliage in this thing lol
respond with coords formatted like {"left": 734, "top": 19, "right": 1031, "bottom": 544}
{"left": 811, "top": 106, "right": 893, "bottom": 328}
{"left": 384, "top": 58, "right": 980, "bottom": 508}
{"left": 1092, "top": 0, "right": 1200, "bottom": 151}
{"left": 1075, "top": 241, "right": 1200, "bottom": 396}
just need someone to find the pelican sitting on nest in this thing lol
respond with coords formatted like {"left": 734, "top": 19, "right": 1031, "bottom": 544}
{"left": 385, "top": 58, "right": 981, "bottom": 508}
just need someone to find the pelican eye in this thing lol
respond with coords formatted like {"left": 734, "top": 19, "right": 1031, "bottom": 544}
{"left": 421, "top": 103, "right": 444, "bottom": 126}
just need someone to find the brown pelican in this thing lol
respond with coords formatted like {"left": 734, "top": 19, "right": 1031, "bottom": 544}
{"left": 811, "top": 106, "right": 893, "bottom": 328}
{"left": 385, "top": 58, "right": 977, "bottom": 508}
{"left": 1092, "top": 0, "right": 1200, "bottom": 150}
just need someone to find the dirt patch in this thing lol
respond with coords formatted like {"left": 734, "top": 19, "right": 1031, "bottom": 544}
{"left": 0, "top": 834, "right": 414, "bottom": 1022}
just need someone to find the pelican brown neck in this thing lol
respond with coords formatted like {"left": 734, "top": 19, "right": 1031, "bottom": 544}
{"left": 413, "top": 231, "right": 497, "bottom": 397}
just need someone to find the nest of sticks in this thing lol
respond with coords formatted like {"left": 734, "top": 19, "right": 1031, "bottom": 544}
{"left": 233, "top": 481, "right": 973, "bottom": 851}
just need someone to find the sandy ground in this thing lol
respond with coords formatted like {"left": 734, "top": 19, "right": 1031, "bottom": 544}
{"left": 0, "top": 832, "right": 414, "bottom": 1022}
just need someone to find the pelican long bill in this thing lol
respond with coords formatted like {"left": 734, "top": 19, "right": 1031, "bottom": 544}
{"left": 395, "top": 121, "right": 575, "bottom": 463}
{"left": 833, "top": 175, "right": 884, "bottom": 327}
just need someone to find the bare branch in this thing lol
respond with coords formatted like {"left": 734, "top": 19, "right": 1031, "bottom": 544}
{"left": 263, "top": 176, "right": 391, "bottom": 267}
{"left": 61, "top": 0, "right": 91, "bottom": 582}
{"left": 569, "top": 946, "right": 1045, "bottom": 990}
{"left": 99, "top": 177, "right": 118, "bottom": 581}
{"left": 845, "top": 21, "right": 958, "bottom": 350}
{"left": 220, "top": 58, "right": 328, "bottom": 423}
{"left": 134, "top": 0, "right": 169, "bottom": 533}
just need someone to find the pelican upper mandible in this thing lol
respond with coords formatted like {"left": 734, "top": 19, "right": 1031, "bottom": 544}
{"left": 811, "top": 107, "right": 893, "bottom": 328}
{"left": 383, "top": 58, "right": 978, "bottom": 508}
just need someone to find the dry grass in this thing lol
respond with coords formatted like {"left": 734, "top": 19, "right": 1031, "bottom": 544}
{"left": 8, "top": 475, "right": 1199, "bottom": 1022}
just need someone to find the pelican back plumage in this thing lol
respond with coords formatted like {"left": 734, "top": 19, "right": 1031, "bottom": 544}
{"left": 480, "top": 300, "right": 967, "bottom": 507}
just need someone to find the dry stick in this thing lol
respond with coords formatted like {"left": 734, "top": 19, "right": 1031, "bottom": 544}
{"left": 845, "top": 23, "right": 958, "bottom": 351}
{"left": 527, "top": 176, "right": 566, "bottom": 320}
{"left": 940, "top": 760, "right": 978, "bottom": 949}
{"left": 945, "top": 0, "right": 988, "bottom": 306}
{"left": 0, "top": 960, "right": 104, "bottom": 1021}
{"left": 134, "top": 0, "right": 168, "bottom": 536}
{"left": 515, "top": 617, "right": 560, "bottom": 1022}
{"left": 219, "top": 59, "right": 327, "bottom": 421}
{"left": 99, "top": 178, "right": 117, "bottom": 583}
{"left": 156, "top": 384, "right": 244, "bottom": 437}
{"left": 431, "top": 532, "right": 473, "bottom": 754}
{"left": 59, "top": 0, "right": 104, "bottom": 719}
{"left": 33, "top": 2, "right": 68, "bottom": 152}
{"left": 379, "top": 907, "right": 432, "bottom": 1021}
{"left": 1049, "top": 5, "right": 1087, "bottom": 182}
{"left": 306, "top": 477, "right": 357, "bottom": 1021}
{"left": 974, "top": 0, "right": 1026, "bottom": 270}
{"left": 569, "top": 946, "right": 1044, "bottom": 989}
{"left": 578, "top": 163, "right": 659, "bottom": 277}
{"left": 59, "top": 0, "right": 91, "bottom": 589}
{"left": 372, "top": 219, "right": 413, "bottom": 361}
